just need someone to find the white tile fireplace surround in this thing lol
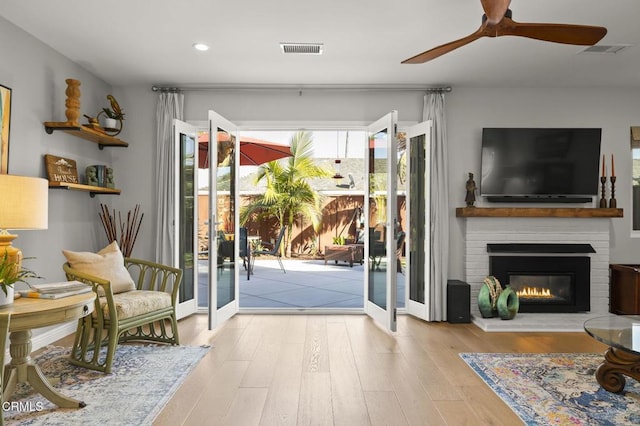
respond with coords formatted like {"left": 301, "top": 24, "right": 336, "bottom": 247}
{"left": 458, "top": 209, "right": 618, "bottom": 332}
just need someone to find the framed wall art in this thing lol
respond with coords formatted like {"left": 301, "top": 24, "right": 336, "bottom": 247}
{"left": 0, "top": 84, "right": 11, "bottom": 174}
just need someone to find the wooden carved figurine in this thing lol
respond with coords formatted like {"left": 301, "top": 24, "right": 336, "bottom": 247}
{"left": 64, "top": 79, "right": 81, "bottom": 126}
{"left": 465, "top": 172, "right": 477, "bottom": 207}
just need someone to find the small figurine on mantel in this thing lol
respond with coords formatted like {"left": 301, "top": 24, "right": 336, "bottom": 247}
{"left": 465, "top": 172, "right": 477, "bottom": 207}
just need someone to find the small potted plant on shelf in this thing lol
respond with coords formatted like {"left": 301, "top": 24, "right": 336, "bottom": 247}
{"left": 0, "top": 252, "right": 40, "bottom": 306}
{"left": 97, "top": 94, "right": 125, "bottom": 136}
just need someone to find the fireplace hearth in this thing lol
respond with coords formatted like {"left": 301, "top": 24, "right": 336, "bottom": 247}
{"left": 488, "top": 245, "right": 592, "bottom": 313}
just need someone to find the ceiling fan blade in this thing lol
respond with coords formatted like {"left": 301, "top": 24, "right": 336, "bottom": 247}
{"left": 499, "top": 18, "right": 607, "bottom": 45}
{"left": 480, "top": 0, "right": 511, "bottom": 24}
{"left": 402, "top": 28, "right": 485, "bottom": 64}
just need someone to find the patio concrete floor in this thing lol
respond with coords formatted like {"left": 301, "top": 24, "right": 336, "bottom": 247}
{"left": 198, "top": 258, "right": 406, "bottom": 309}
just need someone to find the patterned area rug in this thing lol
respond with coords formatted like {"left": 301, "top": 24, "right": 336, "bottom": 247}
{"left": 461, "top": 353, "right": 640, "bottom": 425}
{"left": 5, "top": 344, "right": 210, "bottom": 425}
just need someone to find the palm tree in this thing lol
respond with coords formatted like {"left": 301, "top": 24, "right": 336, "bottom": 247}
{"left": 240, "top": 131, "right": 331, "bottom": 256}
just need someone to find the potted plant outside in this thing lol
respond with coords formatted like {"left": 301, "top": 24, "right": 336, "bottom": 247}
{"left": 332, "top": 236, "right": 346, "bottom": 245}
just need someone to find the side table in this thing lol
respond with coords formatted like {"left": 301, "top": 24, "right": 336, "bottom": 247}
{"left": 584, "top": 315, "right": 640, "bottom": 393}
{"left": 2, "top": 292, "right": 95, "bottom": 408}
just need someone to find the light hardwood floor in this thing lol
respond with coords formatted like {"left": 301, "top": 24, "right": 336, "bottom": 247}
{"left": 120, "top": 313, "right": 607, "bottom": 426}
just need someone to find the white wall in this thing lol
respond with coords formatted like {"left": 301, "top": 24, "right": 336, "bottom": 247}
{"left": 0, "top": 17, "right": 121, "bottom": 344}
{"left": 446, "top": 88, "right": 640, "bottom": 279}
{"left": 0, "top": 17, "right": 117, "bottom": 285}
{"left": 183, "top": 89, "right": 425, "bottom": 123}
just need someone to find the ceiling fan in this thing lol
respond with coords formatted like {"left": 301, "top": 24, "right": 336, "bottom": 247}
{"left": 402, "top": 0, "right": 607, "bottom": 64}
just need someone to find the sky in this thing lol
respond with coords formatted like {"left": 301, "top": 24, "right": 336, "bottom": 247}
{"left": 240, "top": 130, "right": 366, "bottom": 159}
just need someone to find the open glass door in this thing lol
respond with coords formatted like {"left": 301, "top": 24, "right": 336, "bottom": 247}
{"left": 404, "top": 121, "right": 432, "bottom": 320}
{"left": 208, "top": 111, "right": 240, "bottom": 329}
{"left": 365, "top": 111, "right": 398, "bottom": 331}
{"left": 173, "top": 119, "right": 198, "bottom": 319}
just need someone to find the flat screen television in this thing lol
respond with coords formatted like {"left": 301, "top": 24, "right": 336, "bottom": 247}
{"left": 480, "top": 128, "right": 602, "bottom": 202}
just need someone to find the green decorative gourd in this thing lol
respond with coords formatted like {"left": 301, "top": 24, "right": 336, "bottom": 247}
{"left": 497, "top": 286, "right": 519, "bottom": 320}
{"left": 478, "top": 276, "right": 502, "bottom": 318}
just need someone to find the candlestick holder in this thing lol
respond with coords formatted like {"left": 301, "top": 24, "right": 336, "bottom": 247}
{"left": 609, "top": 176, "right": 617, "bottom": 208}
{"left": 599, "top": 176, "right": 607, "bottom": 208}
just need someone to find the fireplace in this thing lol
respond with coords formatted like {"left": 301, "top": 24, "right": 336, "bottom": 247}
{"left": 488, "top": 244, "right": 592, "bottom": 313}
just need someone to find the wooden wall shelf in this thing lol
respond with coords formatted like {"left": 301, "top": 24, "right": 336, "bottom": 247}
{"left": 456, "top": 207, "right": 623, "bottom": 218}
{"left": 44, "top": 122, "right": 128, "bottom": 149}
{"left": 49, "top": 182, "right": 121, "bottom": 198}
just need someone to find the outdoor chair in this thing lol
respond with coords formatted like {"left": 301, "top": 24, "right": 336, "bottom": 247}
{"left": 370, "top": 228, "right": 384, "bottom": 270}
{"left": 217, "top": 228, "right": 250, "bottom": 279}
{"left": 239, "top": 227, "right": 250, "bottom": 280}
{"left": 251, "top": 226, "right": 287, "bottom": 274}
{"left": 370, "top": 230, "right": 406, "bottom": 272}
{"left": 217, "top": 230, "right": 230, "bottom": 267}
{"left": 218, "top": 238, "right": 234, "bottom": 272}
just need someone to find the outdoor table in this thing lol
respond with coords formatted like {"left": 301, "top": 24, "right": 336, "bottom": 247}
{"left": 324, "top": 244, "right": 364, "bottom": 267}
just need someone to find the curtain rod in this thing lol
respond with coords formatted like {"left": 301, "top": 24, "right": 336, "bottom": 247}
{"left": 151, "top": 84, "right": 452, "bottom": 93}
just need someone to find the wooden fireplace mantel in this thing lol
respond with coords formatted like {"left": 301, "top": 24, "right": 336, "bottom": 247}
{"left": 456, "top": 207, "right": 623, "bottom": 218}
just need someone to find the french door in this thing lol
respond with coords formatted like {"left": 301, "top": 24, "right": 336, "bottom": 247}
{"left": 175, "top": 112, "right": 430, "bottom": 330}
{"left": 365, "top": 111, "right": 399, "bottom": 331}
{"left": 207, "top": 110, "right": 240, "bottom": 329}
{"left": 404, "top": 121, "right": 432, "bottom": 320}
{"left": 173, "top": 119, "right": 198, "bottom": 319}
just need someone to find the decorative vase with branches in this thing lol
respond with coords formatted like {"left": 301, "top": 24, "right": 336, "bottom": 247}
{"left": 99, "top": 204, "right": 143, "bottom": 257}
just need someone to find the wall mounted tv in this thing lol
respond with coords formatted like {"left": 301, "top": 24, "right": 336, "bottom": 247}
{"left": 480, "top": 128, "right": 602, "bottom": 203}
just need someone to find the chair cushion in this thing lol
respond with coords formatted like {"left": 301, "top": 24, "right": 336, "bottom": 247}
{"left": 98, "top": 290, "right": 171, "bottom": 320}
{"left": 62, "top": 241, "right": 135, "bottom": 295}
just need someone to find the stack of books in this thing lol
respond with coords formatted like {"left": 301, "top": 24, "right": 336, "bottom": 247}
{"left": 19, "top": 280, "right": 92, "bottom": 299}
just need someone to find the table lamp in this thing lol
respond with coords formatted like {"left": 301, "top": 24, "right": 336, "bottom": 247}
{"left": 0, "top": 175, "right": 49, "bottom": 272}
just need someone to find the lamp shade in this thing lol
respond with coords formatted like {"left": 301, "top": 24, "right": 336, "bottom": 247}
{"left": 0, "top": 175, "right": 48, "bottom": 230}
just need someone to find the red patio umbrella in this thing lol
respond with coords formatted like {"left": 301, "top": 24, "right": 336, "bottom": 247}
{"left": 198, "top": 133, "right": 292, "bottom": 168}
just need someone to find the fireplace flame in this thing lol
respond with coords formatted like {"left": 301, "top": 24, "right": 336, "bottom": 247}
{"left": 517, "top": 286, "right": 554, "bottom": 299}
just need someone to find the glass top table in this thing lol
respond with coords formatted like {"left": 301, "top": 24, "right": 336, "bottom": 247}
{"left": 584, "top": 315, "right": 640, "bottom": 392}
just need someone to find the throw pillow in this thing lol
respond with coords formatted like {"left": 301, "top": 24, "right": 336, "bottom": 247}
{"left": 62, "top": 241, "right": 135, "bottom": 295}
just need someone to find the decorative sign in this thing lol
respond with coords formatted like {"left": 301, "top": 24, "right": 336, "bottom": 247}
{"left": 44, "top": 154, "right": 78, "bottom": 184}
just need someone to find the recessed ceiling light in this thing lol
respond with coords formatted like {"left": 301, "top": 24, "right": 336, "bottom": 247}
{"left": 193, "top": 43, "right": 210, "bottom": 51}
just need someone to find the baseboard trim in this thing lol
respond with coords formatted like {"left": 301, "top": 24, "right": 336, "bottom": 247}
{"left": 31, "top": 322, "right": 77, "bottom": 352}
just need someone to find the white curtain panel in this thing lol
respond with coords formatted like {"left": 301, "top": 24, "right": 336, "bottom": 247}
{"left": 154, "top": 92, "right": 184, "bottom": 265}
{"left": 423, "top": 93, "right": 449, "bottom": 321}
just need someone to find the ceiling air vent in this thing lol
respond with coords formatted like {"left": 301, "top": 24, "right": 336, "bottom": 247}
{"left": 580, "top": 44, "right": 631, "bottom": 54}
{"left": 280, "top": 43, "right": 324, "bottom": 55}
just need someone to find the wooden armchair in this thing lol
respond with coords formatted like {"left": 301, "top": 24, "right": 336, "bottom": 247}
{"left": 63, "top": 258, "right": 182, "bottom": 373}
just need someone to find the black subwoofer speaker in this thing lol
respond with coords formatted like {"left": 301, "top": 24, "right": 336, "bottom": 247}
{"left": 447, "top": 280, "right": 470, "bottom": 323}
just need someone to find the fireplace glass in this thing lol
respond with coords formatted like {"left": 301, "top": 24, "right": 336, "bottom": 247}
{"left": 489, "top": 255, "right": 590, "bottom": 313}
{"left": 508, "top": 274, "right": 573, "bottom": 305}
